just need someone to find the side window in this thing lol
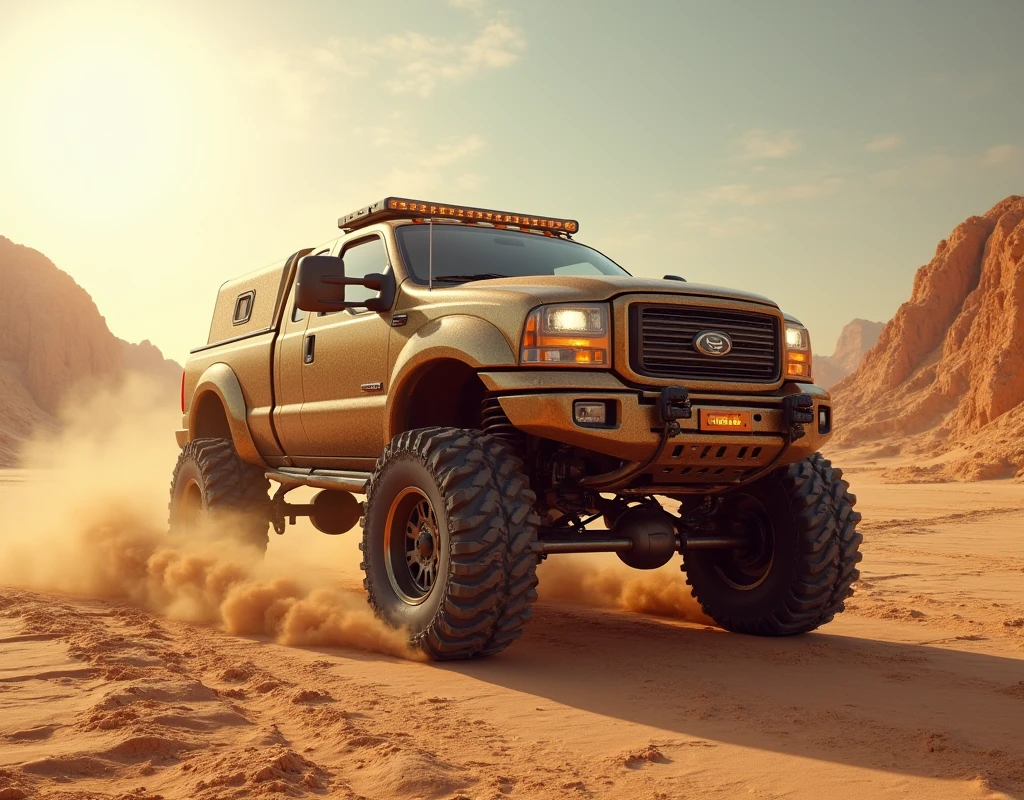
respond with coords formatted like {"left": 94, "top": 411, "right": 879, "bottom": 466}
{"left": 341, "top": 237, "right": 389, "bottom": 306}
{"left": 233, "top": 291, "right": 255, "bottom": 325}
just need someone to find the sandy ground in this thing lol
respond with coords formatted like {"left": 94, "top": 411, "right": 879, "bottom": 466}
{"left": 1, "top": 466, "right": 1023, "bottom": 800}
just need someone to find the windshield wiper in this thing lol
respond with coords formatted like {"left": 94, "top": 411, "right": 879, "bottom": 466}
{"left": 432, "top": 273, "right": 508, "bottom": 283}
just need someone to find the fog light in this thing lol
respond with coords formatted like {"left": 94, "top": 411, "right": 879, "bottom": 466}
{"left": 574, "top": 401, "right": 607, "bottom": 426}
{"left": 818, "top": 406, "right": 832, "bottom": 435}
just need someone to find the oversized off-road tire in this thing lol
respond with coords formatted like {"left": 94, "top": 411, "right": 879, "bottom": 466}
{"left": 683, "top": 452, "right": 862, "bottom": 635}
{"left": 360, "top": 427, "right": 540, "bottom": 660}
{"left": 168, "top": 437, "right": 272, "bottom": 552}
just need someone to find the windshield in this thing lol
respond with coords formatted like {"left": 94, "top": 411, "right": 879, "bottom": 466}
{"left": 395, "top": 223, "right": 630, "bottom": 283}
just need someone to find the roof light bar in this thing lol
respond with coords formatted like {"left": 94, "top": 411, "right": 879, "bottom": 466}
{"left": 338, "top": 197, "right": 579, "bottom": 235}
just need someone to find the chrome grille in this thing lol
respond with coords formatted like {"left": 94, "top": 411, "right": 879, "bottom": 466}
{"left": 631, "top": 304, "right": 781, "bottom": 383}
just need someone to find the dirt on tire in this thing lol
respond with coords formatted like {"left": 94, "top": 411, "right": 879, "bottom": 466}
{"left": 360, "top": 427, "right": 541, "bottom": 660}
{"left": 683, "top": 452, "right": 862, "bottom": 635}
{"left": 168, "top": 437, "right": 272, "bottom": 552}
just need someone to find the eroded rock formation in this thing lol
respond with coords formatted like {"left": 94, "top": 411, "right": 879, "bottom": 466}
{"left": 832, "top": 196, "right": 1024, "bottom": 479}
{"left": 814, "top": 319, "right": 885, "bottom": 389}
{"left": 0, "top": 236, "right": 182, "bottom": 465}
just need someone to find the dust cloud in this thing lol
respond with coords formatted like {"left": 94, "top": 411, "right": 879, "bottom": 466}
{"left": 0, "top": 376, "right": 418, "bottom": 660}
{"left": 0, "top": 377, "right": 711, "bottom": 656}
{"left": 537, "top": 554, "right": 714, "bottom": 625}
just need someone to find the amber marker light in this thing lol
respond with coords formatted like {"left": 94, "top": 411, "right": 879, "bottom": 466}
{"left": 784, "top": 324, "right": 813, "bottom": 380}
{"left": 521, "top": 304, "right": 610, "bottom": 367}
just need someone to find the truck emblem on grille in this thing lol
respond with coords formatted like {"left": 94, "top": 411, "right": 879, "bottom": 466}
{"left": 694, "top": 330, "right": 733, "bottom": 357}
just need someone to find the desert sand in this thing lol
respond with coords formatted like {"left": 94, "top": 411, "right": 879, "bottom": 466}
{"left": 0, "top": 401, "right": 1022, "bottom": 800}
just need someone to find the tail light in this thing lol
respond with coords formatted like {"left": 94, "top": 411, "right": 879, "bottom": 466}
{"left": 180, "top": 371, "right": 186, "bottom": 414}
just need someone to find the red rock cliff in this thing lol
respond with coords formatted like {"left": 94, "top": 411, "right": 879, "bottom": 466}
{"left": 814, "top": 319, "right": 885, "bottom": 389}
{"left": 0, "top": 236, "right": 182, "bottom": 465}
{"left": 832, "top": 196, "right": 1024, "bottom": 478}
{"left": 0, "top": 236, "right": 124, "bottom": 414}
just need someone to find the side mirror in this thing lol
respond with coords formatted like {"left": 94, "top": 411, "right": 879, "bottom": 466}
{"left": 294, "top": 255, "right": 392, "bottom": 312}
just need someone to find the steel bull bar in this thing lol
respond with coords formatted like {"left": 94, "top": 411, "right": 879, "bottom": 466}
{"left": 577, "top": 386, "right": 815, "bottom": 493}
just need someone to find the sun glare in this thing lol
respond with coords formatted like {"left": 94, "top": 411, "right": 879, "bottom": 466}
{"left": 14, "top": 31, "right": 187, "bottom": 220}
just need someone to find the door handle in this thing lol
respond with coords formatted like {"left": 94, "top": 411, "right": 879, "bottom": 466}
{"left": 304, "top": 334, "right": 315, "bottom": 364}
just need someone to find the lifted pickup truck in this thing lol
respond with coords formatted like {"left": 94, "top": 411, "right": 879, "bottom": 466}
{"left": 171, "top": 197, "right": 862, "bottom": 660}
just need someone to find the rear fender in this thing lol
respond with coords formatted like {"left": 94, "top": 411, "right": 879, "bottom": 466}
{"left": 187, "top": 363, "right": 264, "bottom": 466}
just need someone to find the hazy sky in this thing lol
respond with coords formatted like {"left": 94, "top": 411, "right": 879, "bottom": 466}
{"left": 1, "top": 0, "right": 1022, "bottom": 364}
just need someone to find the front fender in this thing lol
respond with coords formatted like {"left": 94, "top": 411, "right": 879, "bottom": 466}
{"left": 385, "top": 315, "right": 516, "bottom": 440}
{"left": 187, "top": 362, "right": 264, "bottom": 465}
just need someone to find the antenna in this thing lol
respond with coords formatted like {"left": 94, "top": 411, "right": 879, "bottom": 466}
{"left": 428, "top": 217, "right": 434, "bottom": 291}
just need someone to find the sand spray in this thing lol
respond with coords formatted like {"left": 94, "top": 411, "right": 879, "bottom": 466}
{"left": 0, "top": 377, "right": 417, "bottom": 659}
{"left": 0, "top": 377, "right": 710, "bottom": 660}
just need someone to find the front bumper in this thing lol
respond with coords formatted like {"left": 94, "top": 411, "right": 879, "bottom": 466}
{"left": 484, "top": 371, "right": 831, "bottom": 488}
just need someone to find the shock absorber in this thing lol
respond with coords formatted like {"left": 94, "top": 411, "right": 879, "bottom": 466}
{"left": 481, "top": 396, "right": 523, "bottom": 450}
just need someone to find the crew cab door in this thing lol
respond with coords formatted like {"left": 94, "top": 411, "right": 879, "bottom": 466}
{"left": 299, "top": 234, "right": 392, "bottom": 459}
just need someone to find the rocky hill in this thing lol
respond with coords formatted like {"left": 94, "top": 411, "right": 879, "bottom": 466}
{"left": 0, "top": 236, "right": 181, "bottom": 465}
{"left": 814, "top": 319, "right": 886, "bottom": 388}
{"left": 119, "top": 338, "right": 182, "bottom": 391}
{"left": 832, "top": 196, "right": 1024, "bottom": 480}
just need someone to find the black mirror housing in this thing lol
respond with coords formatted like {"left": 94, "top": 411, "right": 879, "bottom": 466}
{"left": 295, "top": 255, "right": 392, "bottom": 312}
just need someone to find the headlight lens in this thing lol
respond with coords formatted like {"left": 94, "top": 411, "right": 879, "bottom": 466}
{"left": 522, "top": 303, "right": 610, "bottom": 367}
{"left": 544, "top": 306, "right": 605, "bottom": 333}
{"left": 784, "top": 324, "right": 812, "bottom": 380}
{"left": 785, "top": 326, "right": 809, "bottom": 350}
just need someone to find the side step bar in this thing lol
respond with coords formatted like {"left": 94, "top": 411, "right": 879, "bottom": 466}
{"left": 265, "top": 467, "right": 371, "bottom": 494}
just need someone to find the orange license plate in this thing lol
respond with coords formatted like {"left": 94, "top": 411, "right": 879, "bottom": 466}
{"left": 700, "top": 410, "right": 752, "bottom": 432}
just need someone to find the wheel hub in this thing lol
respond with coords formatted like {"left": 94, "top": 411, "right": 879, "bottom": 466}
{"left": 180, "top": 478, "right": 204, "bottom": 534}
{"left": 415, "top": 527, "right": 435, "bottom": 560}
{"left": 712, "top": 496, "right": 775, "bottom": 591}
{"left": 383, "top": 488, "right": 442, "bottom": 604}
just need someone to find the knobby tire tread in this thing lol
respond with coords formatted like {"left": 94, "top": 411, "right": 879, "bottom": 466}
{"left": 168, "top": 437, "right": 272, "bottom": 551}
{"left": 685, "top": 452, "right": 862, "bottom": 635}
{"left": 360, "top": 427, "right": 540, "bottom": 660}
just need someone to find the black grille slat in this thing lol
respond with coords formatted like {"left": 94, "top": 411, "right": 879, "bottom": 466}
{"left": 643, "top": 311, "right": 774, "bottom": 324}
{"left": 643, "top": 311, "right": 770, "bottom": 323}
{"left": 643, "top": 330, "right": 775, "bottom": 342}
{"left": 632, "top": 304, "right": 781, "bottom": 383}
{"left": 641, "top": 347, "right": 772, "bottom": 360}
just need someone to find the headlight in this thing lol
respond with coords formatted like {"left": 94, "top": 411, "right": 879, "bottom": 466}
{"left": 784, "top": 323, "right": 812, "bottom": 380}
{"left": 521, "top": 303, "right": 610, "bottom": 367}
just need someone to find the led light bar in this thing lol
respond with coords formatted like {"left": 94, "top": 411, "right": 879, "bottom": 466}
{"left": 338, "top": 197, "right": 579, "bottom": 234}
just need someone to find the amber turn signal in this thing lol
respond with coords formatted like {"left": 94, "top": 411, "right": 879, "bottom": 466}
{"left": 784, "top": 324, "right": 813, "bottom": 380}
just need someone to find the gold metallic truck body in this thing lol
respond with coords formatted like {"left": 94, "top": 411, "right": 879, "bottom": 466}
{"left": 169, "top": 199, "right": 863, "bottom": 658}
{"left": 178, "top": 220, "right": 832, "bottom": 494}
